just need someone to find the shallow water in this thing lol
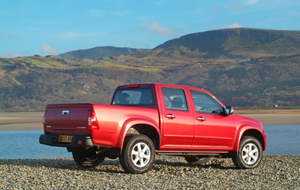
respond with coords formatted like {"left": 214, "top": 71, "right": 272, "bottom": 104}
{"left": 263, "top": 125, "right": 300, "bottom": 155}
{"left": 0, "top": 130, "right": 71, "bottom": 159}
{"left": 0, "top": 125, "right": 299, "bottom": 159}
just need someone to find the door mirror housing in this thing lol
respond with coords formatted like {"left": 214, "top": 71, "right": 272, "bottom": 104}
{"left": 225, "top": 106, "right": 234, "bottom": 115}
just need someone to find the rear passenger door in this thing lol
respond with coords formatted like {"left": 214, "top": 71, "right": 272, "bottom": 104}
{"left": 158, "top": 85, "right": 194, "bottom": 149}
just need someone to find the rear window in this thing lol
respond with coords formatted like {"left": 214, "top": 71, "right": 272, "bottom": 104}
{"left": 112, "top": 88, "right": 154, "bottom": 106}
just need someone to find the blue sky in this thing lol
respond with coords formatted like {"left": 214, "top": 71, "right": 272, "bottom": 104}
{"left": 1, "top": 0, "right": 300, "bottom": 58}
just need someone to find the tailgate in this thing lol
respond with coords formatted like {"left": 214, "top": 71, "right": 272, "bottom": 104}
{"left": 44, "top": 104, "right": 92, "bottom": 134}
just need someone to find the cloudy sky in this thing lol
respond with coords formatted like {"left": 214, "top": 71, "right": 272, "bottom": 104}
{"left": 1, "top": 0, "right": 300, "bottom": 58}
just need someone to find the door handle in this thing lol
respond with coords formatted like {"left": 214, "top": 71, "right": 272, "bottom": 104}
{"left": 196, "top": 117, "right": 206, "bottom": 121}
{"left": 165, "top": 114, "right": 176, "bottom": 119}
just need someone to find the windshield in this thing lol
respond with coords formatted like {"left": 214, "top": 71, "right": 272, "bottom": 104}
{"left": 112, "top": 88, "right": 154, "bottom": 106}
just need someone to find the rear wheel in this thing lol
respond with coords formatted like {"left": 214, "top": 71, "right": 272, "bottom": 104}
{"left": 232, "top": 136, "right": 263, "bottom": 169}
{"left": 119, "top": 135, "right": 155, "bottom": 174}
{"left": 72, "top": 152, "right": 105, "bottom": 168}
{"left": 185, "top": 156, "right": 211, "bottom": 165}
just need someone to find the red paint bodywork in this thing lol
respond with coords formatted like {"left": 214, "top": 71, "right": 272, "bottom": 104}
{"left": 43, "top": 83, "right": 266, "bottom": 154}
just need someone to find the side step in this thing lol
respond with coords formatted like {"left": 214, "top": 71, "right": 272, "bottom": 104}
{"left": 155, "top": 150, "right": 229, "bottom": 156}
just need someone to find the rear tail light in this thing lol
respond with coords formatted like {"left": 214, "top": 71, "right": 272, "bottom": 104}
{"left": 42, "top": 111, "right": 46, "bottom": 126}
{"left": 42, "top": 111, "right": 47, "bottom": 133}
{"left": 88, "top": 110, "right": 99, "bottom": 130}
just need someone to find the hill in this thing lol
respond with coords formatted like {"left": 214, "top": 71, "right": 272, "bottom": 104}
{"left": 57, "top": 46, "right": 148, "bottom": 60}
{"left": 58, "top": 28, "right": 300, "bottom": 61}
{"left": 155, "top": 28, "right": 300, "bottom": 59}
{"left": 0, "top": 28, "right": 300, "bottom": 111}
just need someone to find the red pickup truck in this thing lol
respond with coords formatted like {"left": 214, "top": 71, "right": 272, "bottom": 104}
{"left": 40, "top": 83, "right": 266, "bottom": 174}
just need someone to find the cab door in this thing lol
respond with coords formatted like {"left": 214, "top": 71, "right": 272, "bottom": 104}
{"left": 157, "top": 85, "right": 194, "bottom": 149}
{"left": 188, "top": 90, "right": 236, "bottom": 150}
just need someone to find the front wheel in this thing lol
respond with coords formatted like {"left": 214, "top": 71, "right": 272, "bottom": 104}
{"left": 232, "top": 136, "right": 263, "bottom": 169}
{"left": 119, "top": 135, "right": 155, "bottom": 174}
{"left": 72, "top": 152, "right": 105, "bottom": 168}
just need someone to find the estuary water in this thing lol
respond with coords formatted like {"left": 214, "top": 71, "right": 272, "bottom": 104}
{"left": 0, "top": 125, "right": 299, "bottom": 159}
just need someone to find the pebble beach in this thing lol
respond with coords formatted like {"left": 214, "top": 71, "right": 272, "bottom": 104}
{"left": 1, "top": 111, "right": 300, "bottom": 189}
{"left": 1, "top": 155, "right": 299, "bottom": 189}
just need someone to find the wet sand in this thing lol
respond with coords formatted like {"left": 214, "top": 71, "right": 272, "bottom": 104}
{"left": 240, "top": 113, "right": 300, "bottom": 126}
{"left": 0, "top": 111, "right": 299, "bottom": 131}
{"left": 0, "top": 112, "right": 43, "bottom": 131}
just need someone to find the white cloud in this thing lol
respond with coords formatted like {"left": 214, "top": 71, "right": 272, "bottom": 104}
{"left": 0, "top": 31, "right": 17, "bottom": 38}
{"left": 39, "top": 43, "right": 58, "bottom": 55}
{"left": 154, "top": 1, "right": 165, "bottom": 6}
{"left": 223, "top": 23, "right": 242, "bottom": 28}
{"left": 245, "top": 0, "right": 259, "bottom": 5}
{"left": 229, "top": 2, "right": 246, "bottom": 11}
{"left": 2, "top": 50, "right": 23, "bottom": 58}
{"left": 229, "top": 0, "right": 259, "bottom": 11}
{"left": 138, "top": 21, "right": 178, "bottom": 37}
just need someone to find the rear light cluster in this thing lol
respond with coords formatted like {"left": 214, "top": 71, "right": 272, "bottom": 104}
{"left": 88, "top": 109, "right": 99, "bottom": 130}
{"left": 43, "top": 116, "right": 45, "bottom": 125}
{"left": 42, "top": 111, "right": 46, "bottom": 127}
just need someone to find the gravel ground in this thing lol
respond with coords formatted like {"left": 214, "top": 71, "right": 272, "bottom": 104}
{"left": 0, "top": 155, "right": 299, "bottom": 189}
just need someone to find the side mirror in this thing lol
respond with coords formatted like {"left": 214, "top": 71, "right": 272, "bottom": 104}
{"left": 225, "top": 106, "right": 234, "bottom": 115}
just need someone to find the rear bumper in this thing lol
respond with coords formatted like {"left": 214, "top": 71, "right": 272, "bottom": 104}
{"left": 39, "top": 133, "right": 94, "bottom": 148}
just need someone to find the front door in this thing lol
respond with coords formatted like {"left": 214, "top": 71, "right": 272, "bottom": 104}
{"left": 189, "top": 90, "right": 236, "bottom": 150}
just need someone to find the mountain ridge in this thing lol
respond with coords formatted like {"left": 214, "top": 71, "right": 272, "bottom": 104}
{"left": 57, "top": 28, "right": 300, "bottom": 61}
{"left": 57, "top": 46, "right": 149, "bottom": 60}
{"left": 1, "top": 28, "right": 300, "bottom": 111}
{"left": 155, "top": 28, "right": 300, "bottom": 57}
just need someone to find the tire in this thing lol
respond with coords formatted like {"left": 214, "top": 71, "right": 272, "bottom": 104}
{"left": 72, "top": 152, "right": 105, "bottom": 168}
{"left": 232, "top": 136, "right": 263, "bottom": 169}
{"left": 185, "top": 156, "right": 211, "bottom": 165}
{"left": 119, "top": 135, "right": 155, "bottom": 174}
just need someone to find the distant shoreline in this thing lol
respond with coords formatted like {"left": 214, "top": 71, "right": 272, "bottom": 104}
{"left": 0, "top": 112, "right": 43, "bottom": 131}
{"left": 0, "top": 111, "right": 299, "bottom": 131}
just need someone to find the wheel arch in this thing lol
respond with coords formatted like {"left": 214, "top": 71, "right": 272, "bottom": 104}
{"left": 127, "top": 124, "right": 160, "bottom": 149}
{"left": 116, "top": 119, "right": 160, "bottom": 151}
{"left": 234, "top": 127, "right": 266, "bottom": 152}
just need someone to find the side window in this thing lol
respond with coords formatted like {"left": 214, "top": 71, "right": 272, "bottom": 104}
{"left": 190, "top": 90, "right": 224, "bottom": 114}
{"left": 162, "top": 87, "right": 188, "bottom": 111}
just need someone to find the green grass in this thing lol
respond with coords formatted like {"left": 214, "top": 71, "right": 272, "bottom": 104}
{"left": 255, "top": 86, "right": 300, "bottom": 97}
{"left": 44, "top": 60, "right": 68, "bottom": 68}
{"left": 91, "top": 62, "right": 165, "bottom": 72}
{"left": 21, "top": 58, "right": 68, "bottom": 68}
{"left": 8, "top": 75, "right": 22, "bottom": 85}
{"left": 226, "top": 65, "right": 240, "bottom": 70}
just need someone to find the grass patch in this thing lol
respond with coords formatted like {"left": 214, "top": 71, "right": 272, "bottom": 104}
{"left": 22, "top": 58, "right": 68, "bottom": 68}
{"left": 91, "top": 63, "right": 165, "bottom": 72}
{"left": 8, "top": 75, "right": 22, "bottom": 85}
